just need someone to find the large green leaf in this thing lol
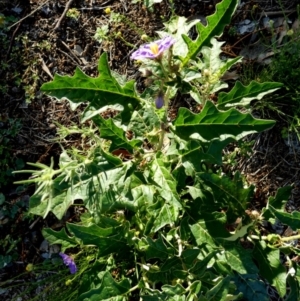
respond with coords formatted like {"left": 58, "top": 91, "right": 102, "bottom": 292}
{"left": 205, "top": 276, "right": 232, "bottom": 301}
{"left": 161, "top": 283, "right": 186, "bottom": 296}
{"left": 159, "top": 16, "right": 200, "bottom": 58}
{"left": 262, "top": 186, "right": 292, "bottom": 223}
{"left": 217, "top": 81, "right": 283, "bottom": 110}
{"left": 93, "top": 115, "right": 142, "bottom": 152}
{"left": 128, "top": 104, "right": 161, "bottom": 140}
{"left": 77, "top": 271, "right": 130, "bottom": 301}
{"left": 181, "top": 0, "right": 238, "bottom": 65}
{"left": 174, "top": 138, "right": 234, "bottom": 176}
{"left": 268, "top": 205, "right": 300, "bottom": 231}
{"left": 268, "top": 186, "right": 292, "bottom": 211}
{"left": 141, "top": 256, "right": 187, "bottom": 285}
{"left": 147, "top": 153, "right": 182, "bottom": 231}
{"left": 190, "top": 221, "right": 218, "bottom": 250}
{"left": 173, "top": 101, "right": 275, "bottom": 141}
{"left": 29, "top": 174, "right": 71, "bottom": 219}
{"left": 141, "top": 288, "right": 186, "bottom": 301}
{"left": 131, "top": 183, "right": 156, "bottom": 209}
{"left": 189, "top": 211, "right": 230, "bottom": 240}
{"left": 197, "top": 38, "right": 241, "bottom": 94}
{"left": 139, "top": 234, "right": 174, "bottom": 260}
{"left": 150, "top": 153, "right": 181, "bottom": 205}
{"left": 253, "top": 241, "right": 286, "bottom": 297}
{"left": 202, "top": 137, "right": 235, "bottom": 165}
{"left": 222, "top": 243, "right": 258, "bottom": 274}
{"left": 152, "top": 202, "right": 179, "bottom": 232}
{"left": 42, "top": 228, "right": 77, "bottom": 251}
{"left": 30, "top": 161, "right": 135, "bottom": 220}
{"left": 190, "top": 250, "right": 220, "bottom": 276}
{"left": 233, "top": 274, "right": 269, "bottom": 301}
{"left": 41, "top": 53, "right": 141, "bottom": 123}
{"left": 286, "top": 275, "right": 300, "bottom": 301}
{"left": 71, "top": 162, "right": 137, "bottom": 215}
{"left": 188, "top": 172, "right": 253, "bottom": 223}
{"left": 67, "top": 222, "right": 127, "bottom": 257}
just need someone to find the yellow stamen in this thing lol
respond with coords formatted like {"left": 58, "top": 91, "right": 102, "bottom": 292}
{"left": 150, "top": 43, "right": 159, "bottom": 55}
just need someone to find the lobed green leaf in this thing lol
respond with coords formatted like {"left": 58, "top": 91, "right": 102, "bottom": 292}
{"left": 174, "top": 101, "right": 275, "bottom": 141}
{"left": 181, "top": 0, "right": 238, "bottom": 65}
{"left": 41, "top": 53, "right": 141, "bottom": 123}
{"left": 217, "top": 81, "right": 283, "bottom": 110}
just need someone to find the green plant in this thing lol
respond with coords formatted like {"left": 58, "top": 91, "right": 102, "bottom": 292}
{"left": 0, "top": 251, "right": 95, "bottom": 301}
{"left": 0, "top": 117, "right": 23, "bottom": 188}
{"left": 94, "top": 10, "right": 145, "bottom": 47}
{"left": 0, "top": 14, "right": 21, "bottom": 96}
{"left": 241, "top": 14, "right": 300, "bottom": 142}
{"left": 66, "top": 8, "right": 80, "bottom": 20}
{"left": 94, "top": 24, "right": 110, "bottom": 44}
{"left": 16, "top": 0, "right": 300, "bottom": 299}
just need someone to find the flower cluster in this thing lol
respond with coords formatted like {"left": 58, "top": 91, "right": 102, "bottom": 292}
{"left": 59, "top": 252, "right": 77, "bottom": 274}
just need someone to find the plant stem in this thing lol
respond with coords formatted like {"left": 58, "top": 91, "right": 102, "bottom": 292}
{"left": 129, "top": 284, "right": 139, "bottom": 292}
{"left": 281, "top": 234, "right": 300, "bottom": 242}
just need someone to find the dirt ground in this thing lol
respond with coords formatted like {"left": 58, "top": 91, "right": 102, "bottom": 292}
{"left": 1, "top": 0, "right": 300, "bottom": 299}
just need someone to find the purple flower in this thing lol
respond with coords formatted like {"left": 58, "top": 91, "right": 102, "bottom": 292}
{"left": 59, "top": 252, "right": 77, "bottom": 274}
{"left": 155, "top": 95, "right": 164, "bottom": 109}
{"left": 131, "top": 36, "right": 175, "bottom": 60}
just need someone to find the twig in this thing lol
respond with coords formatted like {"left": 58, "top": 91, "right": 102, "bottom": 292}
{"left": 6, "top": 21, "right": 22, "bottom": 60}
{"left": 8, "top": 0, "right": 50, "bottom": 30}
{"left": 260, "top": 161, "right": 283, "bottom": 181}
{"left": 57, "top": 48, "right": 80, "bottom": 66}
{"left": 78, "top": 5, "right": 116, "bottom": 11}
{"left": 59, "top": 40, "right": 82, "bottom": 65}
{"left": 29, "top": 217, "right": 41, "bottom": 230}
{"left": 54, "top": 0, "right": 74, "bottom": 31}
{"left": 38, "top": 54, "right": 53, "bottom": 79}
{"left": 78, "top": 0, "right": 114, "bottom": 10}
{"left": 259, "top": 9, "right": 295, "bottom": 18}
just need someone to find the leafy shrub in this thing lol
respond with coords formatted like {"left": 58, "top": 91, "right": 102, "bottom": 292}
{"left": 16, "top": 0, "right": 300, "bottom": 300}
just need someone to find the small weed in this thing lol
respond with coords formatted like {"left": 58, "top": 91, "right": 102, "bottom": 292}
{"left": 66, "top": 8, "right": 80, "bottom": 20}
{"left": 241, "top": 26, "right": 300, "bottom": 143}
{"left": 94, "top": 10, "right": 146, "bottom": 47}
{"left": 0, "top": 117, "right": 23, "bottom": 188}
{"left": 94, "top": 24, "right": 109, "bottom": 44}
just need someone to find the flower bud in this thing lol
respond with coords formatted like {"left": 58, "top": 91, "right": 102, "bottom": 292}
{"left": 203, "top": 69, "right": 210, "bottom": 77}
{"left": 26, "top": 263, "right": 34, "bottom": 272}
{"left": 155, "top": 94, "right": 164, "bottom": 109}
{"left": 141, "top": 69, "right": 152, "bottom": 77}
{"left": 104, "top": 7, "right": 111, "bottom": 14}
{"left": 141, "top": 34, "right": 148, "bottom": 41}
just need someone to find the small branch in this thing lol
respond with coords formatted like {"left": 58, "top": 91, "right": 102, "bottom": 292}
{"left": 59, "top": 40, "right": 82, "bottom": 65}
{"left": 6, "top": 21, "right": 22, "bottom": 60}
{"left": 78, "top": 6, "right": 115, "bottom": 11}
{"left": 129, "top": 284, "right": 139, "bottom": 293}
{"left": 281, "top": 234, "right": 300, "bottom": 242}
{"left": 54, "top": 0, "right": 74, "bottom": 31}
{"left": 175, "top": 233, "right": 183, "bottom": 257}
